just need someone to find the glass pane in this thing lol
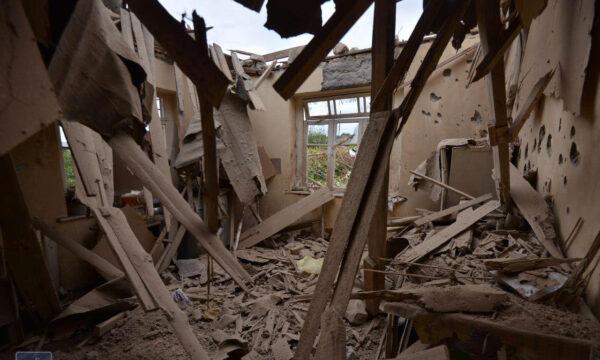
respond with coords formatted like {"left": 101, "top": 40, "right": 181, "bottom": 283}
{"left": 335, "top": 97, "right": 359, "bottom": 115}
{"left": 334, "top": 145, "right": 357, "bottom": 188}
{"left": 307, "top": 146, "right": 328, "bottom": 190}
{"left": 335, "top": 122, "right": 359, "bottom": 145}
{"left": 307, "top": 100, "right": 329, "bottom": 117}
{"left": 307, "top": 124, "right": 328, "bottom": 145}
{"left": 364, "top": 96, "right": 371, "bottom": 113}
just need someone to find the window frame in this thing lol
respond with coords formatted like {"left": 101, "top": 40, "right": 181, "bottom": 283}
{"left": 301, "top": 93, "right": 370, "bottom": 191}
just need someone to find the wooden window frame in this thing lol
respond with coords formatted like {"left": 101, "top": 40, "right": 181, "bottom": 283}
{"left": 298, "top": 93, "right": 370, "bottom": 192}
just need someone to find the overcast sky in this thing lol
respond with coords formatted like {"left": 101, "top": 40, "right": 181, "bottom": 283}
{"left": 158, "top": 0, "right": 423, "bottom": 55}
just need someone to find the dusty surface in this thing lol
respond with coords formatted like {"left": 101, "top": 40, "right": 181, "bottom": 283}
{"left": 0, "top": 231, "right": 385, "bottom": 360}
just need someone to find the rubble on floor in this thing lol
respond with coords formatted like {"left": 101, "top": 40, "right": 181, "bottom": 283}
{"left": 8, "top": 232, "right": 385, "bottom": 360}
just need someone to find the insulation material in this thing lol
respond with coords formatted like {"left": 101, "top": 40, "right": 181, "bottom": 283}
{"left": 0, "top": 0, "right": 61, "bottom": 156}
{"left": 513, "top": 0, "right": 595, "bottom": 117}
{"left": 216, "top": 94, "right": 267, "bottom": 203}
{"left": 321, "top": 52, "right": 372, "bottom": 90}
{"left": 48, "top": 0, "right": 148, "bottom": 141}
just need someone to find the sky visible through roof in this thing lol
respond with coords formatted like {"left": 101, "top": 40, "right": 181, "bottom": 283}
{"left": 158, "top": 0, "right": 423, "bottom": 55}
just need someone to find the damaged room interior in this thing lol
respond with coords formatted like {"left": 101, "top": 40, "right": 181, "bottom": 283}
{"left": 2, "top": 0, "right": 600, "bottom": 358}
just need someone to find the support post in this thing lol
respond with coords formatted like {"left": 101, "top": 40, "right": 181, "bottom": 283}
{"left": 193, "top": 13, "right": 220, "bottom": 235}
{"left": 476, "top": 0, "right": 511, "bottom": 209}
{"left": 364, "top": 0, "right": 396, "bottom": 315}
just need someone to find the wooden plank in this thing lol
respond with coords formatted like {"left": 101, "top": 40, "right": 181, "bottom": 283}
{"left": 239, "top": 189, "right": 335, "bottom": 248}
{"left": 472, "top": 19, "right": 522, "bottom": 83}
{"left": 212, "top": 42, "right": 234, "bottom": 83}
{"left": 0, "top": 0, "right": 61, "bottom": 156}
{"left": 410, "top": 169, "right": 475, "bottom": 200}
{"left": 101, "top": 207, "right": 210, "bottom": 360}
{"left": 32, "top": 218, "right": 124, "bottom": 280}
{"left": 262, "top": 45, "right": 304, "bottom": 62}
{"left": 157, "top": 224, "right": 186, "bottom": 273}
{"left": 108, "top": 133, "right": 251, "bottom": 289}
{"left": 402, "top": 200, "right": 500, "bottom": 262}
{"left": 252, "top": 61, "right": 276, "bottom": 90}
{"left": 0, "top": 154, "right": 60, "bottom": 322}
{"left": 382, "top": 302, "right": 596, "bottom": 359}
{"left": 414, "top": 194, "right": 493, "bottom": 226}
{"left": 126, "top": 0, "right": 229, "bottom": 107}
{"left": 509, "top": 164, "right": 563, "bottom": 258}
{"left": 194, "top": 14, "right": 220, "bottom": 235}
{"left": 93, "top": 208, "right": 156, "bottom": 311}
{"left": 231, "top": 52, "right": 251, "bottom": 80}
{"left": 273, "top": 0, "right": 374, "bottom": 99}
{"left": 476, "top": 0, "right": 511, "bottom": 207}
{"left": 329, "top": 0, "right": 473, "bottom": 328}
{"left": 509, "top": 69, "right": 554, "bottom": 141}
{"left": 257, "top": 146, "right": 277, "bottom": 180}
{"left": 364, "top": 0, "right": 396, "bottom": 316}
{"left": 370, "top": 0, "right": 445, "bottom": 109}
{"left": 314, "top": 309, "right": 346, "bottom": 360}
{"left": 295, "top": 2, "right": 469, "bottom": 357}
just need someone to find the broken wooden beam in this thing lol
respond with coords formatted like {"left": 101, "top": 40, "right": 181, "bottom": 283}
{"left": 125, "top": 0, "right": 229, "bottom": 107}
{"left": 193, "top": 13, "right": 221, "bottom": 235}
{"left": 484, "top": 256, "right": 581, "bottom": 273}
{"left": 273, "top": 0, "right": 374, "bottom": 99}
{"left": 509, "top": 69, "right": 554, "bottom": 141}
{"left": 509, "top": 164, "right": 563, "bottom": 258}
{"left": 32, "top": 218, "right": 124, "bottom": 280}
{"left": 295, "top": 2, "right": 473, "bottom": 358}
{"left": 97, "top": 206, "right": 210, "bottom": 360}
{"left": 402, "top": 200, "right": 500, "bottom": 262}
{"left": 364, "top": 0, "right": 397, "bottom": 316}
{"left": 0, "top": 154, "right": 61, "bottom": 322}
{"left": 476, "top": 0, "right": 511, "bottom": 208}
{"left": 414, "top": 194, "right": 492, "bottom": 226}
{"left": 108, "top": 132, "right": 252, "bottom": 289}
{"left": 472, "top": 18, "right": 522, "bottom": 83}
{"left": 382, "top": 302, "right": 597, "bottom": 359}
{"left": 239, "top": 189, "right": 335, "bottom": 249}
{"left": 409, "top": 170, "right": 476, "bottom": 200}
{"left": 156, "top": 224, "right": 186, "bottom": 273}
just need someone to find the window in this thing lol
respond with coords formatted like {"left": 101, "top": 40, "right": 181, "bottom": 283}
{"left": 303, "top": 94, "right": 370, "bottom": 190}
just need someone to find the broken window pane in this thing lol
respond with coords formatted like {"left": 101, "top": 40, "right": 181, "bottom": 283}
{"left": 307, "top": 145, "right": 328, "bottom": 189}
{"left": 334, "top": 145, "right": 357, "bottom": 188}
{"left": 307, "top": 100, "right": 329, "bottom": 117}
{"left": 307, "top": 124, "right": 328, "bottom": 145}
{"left": 335, "top": 97, "right": 359, "bottom": 115}
{"left": 335, "top": 122, "right": 359, "bottom": 145}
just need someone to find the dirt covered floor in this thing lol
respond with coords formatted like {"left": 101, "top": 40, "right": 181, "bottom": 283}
{"left": 1, "top": 231, "right": 385, "bottom": 360}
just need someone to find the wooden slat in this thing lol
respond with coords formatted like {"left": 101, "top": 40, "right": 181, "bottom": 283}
{"left": 108, "top": 132, "right": 251, "bottom": 289}
{"left": 509, "top": 164, "right": 563, "bottom": 258}
{"left": 239, "top": 189, "right": 335, "bottom": 248}
{"left": 157, "top": 224, "right": 186, "bottom": 273}
{"left": 0, "top": 154, "right": 61, "bottom": 322}
{"left": 364, "top": 0, "right": 396, "bottom": 316}
{"left": 93, "top": 208, "right": 156, "bottom": 311}
{"left": 295, "top": 2, "right": 470, "bottom": 356}
{"left": 194, "top": 14, "right": 221, "bottom": 235}
{"left": 252, "top": 61, "right": 276, "bottom": 89}
{"left": 414, "top": 194, "right": 493, "bottom": 226}
{"left": 101, "top": 207, "right": 210, "bottom": 360}
{"left": 273, "top": 0, "right": 374, "bottom": 99}
{"left": 231, "top": 51, "right": 251, "bottom": 80}
{"left": 328, "top": 0, "right": 474, "bottom": 334}
{"left": 32, "top": 218, "right": 124, "bottom": 280}
{"left": 402, "top": 200, "right": 500, "bottom": 263}
{"left": 212, "top": 42, "right": 234, "bottom": 82}
{"left": 371, "top": 0, "right": 445, "bottom": 110}
{"left": 262, "top": 45, "right": 304, "bottom": 62}
{"left": 126, "top": 0, "right": 229, "bottom": 107}
{"left": 509, "top": 69, "right": 554, "bottom": 141}
{"left": 476, "top": 0, "right": 511, "bottom": 207}
{"left": 472, "top": 18, "right": 522, "bottom": 83}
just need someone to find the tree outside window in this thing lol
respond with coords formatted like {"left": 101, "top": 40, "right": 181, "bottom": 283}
{"left": 303, "top": 95, "right": 370, "bottom": 191}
